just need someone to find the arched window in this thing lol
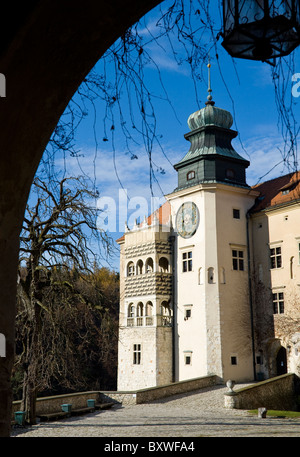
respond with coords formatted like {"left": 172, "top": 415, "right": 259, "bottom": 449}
{"left": 208, "top": 267, "right": 214, "bottom": 284}
{"left": 145, "top": 301, "right": 153, "bottom": 316}
{"left": 187, "top": 170, "right": 195, "bottom": 181}
{"left": 145, "top": 301, "right": 153, "bottom": 326}
{"left": 127, "top": 261, "right": 135, "bottom": 277}
{"left": 136, "top": 259, "right": 143, "bottom": 275}
{"left": 127, "top": 303, "right": 135, "bottom": 327}
{"left": 159, "top": 257, "right": 169, "bottom": 273}
{"left": 161, "top": 300, "right": 172, "bottom": 326}
{"left": 127, "top": 303, "right": 135, "bottom": 317}
{"left": 145, "top": 257, "right": 154, "bottom": 273}
{"left": 136, "top": 302, "right": 144, "bottom": 317}
{"left": 161, "top": 301, "right": 171, "bottom": 315}
{"left": 136, "top": 302, "right": 144, "bottom": 326}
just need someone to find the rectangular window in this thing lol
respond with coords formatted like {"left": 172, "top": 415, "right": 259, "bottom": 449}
{"left": 272, "top": 292, "right": 284, "bottom": 314}
{"left": 233, "top": 209, "right": 240, "bottom": 219}
{"left": 256, "top": 355, "right": 263, "bottom": 365}
{"left": 231, "top": 356, "right": 237, "bottom": 365}
{"left": 185, "top": 309, "right": 191, "bottom": 319}
{"left": 182, "top": 251, "right": 192, "bottom": 272}
{"left": 133, "top": 344, "right": 141, "bottom": 364}
{"left": 270, "top": 246, "right": 282, "bottom": 269}
{"left": 232, "top": 249, "right": 244, "bottom": 271}
{"left": 184, "top": 352, "right": 192, "bottom": 365}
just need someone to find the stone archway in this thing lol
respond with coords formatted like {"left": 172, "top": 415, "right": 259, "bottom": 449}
{"left": 0, "top": 0, "right": 162, "bottom": 436}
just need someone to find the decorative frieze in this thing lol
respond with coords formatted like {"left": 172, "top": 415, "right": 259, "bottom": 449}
{"left": 124, "top": 241, "right": 172, "bottom": 259}
{"left": 125, "top": 272, "right": 172, "bottom": 297}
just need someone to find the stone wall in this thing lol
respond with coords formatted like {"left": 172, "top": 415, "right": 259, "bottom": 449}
{"left": 12, "top": 375, "right": 219, "bottom": 417}
{"left": 224, "top": 373, "right": 299, "bottom": 411}
{"left": 12, "top": 391, "right": 100, "bottom": 416}
{"left": 103, "top": 374, "right": 219, "bottom": 405}
{"left": 135, "top": 374, "right": 219, "bottom": 403}
{"left": 117, "top": 326, "right": 163, "bottom": 391}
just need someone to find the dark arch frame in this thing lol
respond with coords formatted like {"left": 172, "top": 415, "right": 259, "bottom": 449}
{"left": 0, "top": 0, "right": 162, "bottom": 436}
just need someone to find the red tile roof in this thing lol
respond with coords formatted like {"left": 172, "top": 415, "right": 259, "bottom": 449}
{"left": 147, "top": 201, "right": 171, "bottom": 225}
{"left": 250, "top": 171, "right": 300, "bottom": 212}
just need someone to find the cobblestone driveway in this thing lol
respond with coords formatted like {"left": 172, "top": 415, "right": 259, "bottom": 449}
{"left": 11, "top": 384, "right": 300, "bottom": 438}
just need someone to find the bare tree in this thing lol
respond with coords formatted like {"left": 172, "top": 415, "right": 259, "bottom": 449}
{"left": 17, "top": 176, "right": 110, "bottom": 424}
{"left": 14, "top": 265, "right": 119, "bottom": 403}
{"left": 49, "top": 0, "right": 298, "bottom": 192}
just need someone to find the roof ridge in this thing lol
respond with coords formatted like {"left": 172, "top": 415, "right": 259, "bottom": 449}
{"left": 251, "top": 170, "right": 299, "bottom": 189}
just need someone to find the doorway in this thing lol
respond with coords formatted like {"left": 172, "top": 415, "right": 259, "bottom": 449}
{"left": 276, "top": 346, "right": 287, "bottom": 375}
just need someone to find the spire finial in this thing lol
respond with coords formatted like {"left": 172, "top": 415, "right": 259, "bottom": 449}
{"left": 205, "top": 57, "right": 215, "bottom": 106}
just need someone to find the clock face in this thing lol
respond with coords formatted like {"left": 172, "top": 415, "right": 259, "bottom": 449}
{"left": 176, "top": 202, "right": 199, "bottom": 238}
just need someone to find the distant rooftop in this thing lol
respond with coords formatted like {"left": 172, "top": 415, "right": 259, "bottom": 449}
{"left": 250, "top": 171, "right": 300, "bottom": 213}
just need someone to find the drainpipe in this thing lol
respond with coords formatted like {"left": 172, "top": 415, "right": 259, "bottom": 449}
{"left": 246, "top": 211, "right": 257, "bottom": 381}
{"left": 169, "top": 235, "right": 176, "bottom": 383}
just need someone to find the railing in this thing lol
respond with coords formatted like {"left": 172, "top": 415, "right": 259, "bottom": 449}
{"left": 146, "top": 317, "right": 153, "bottom": 326}
{"left": 127, "top": 318, "right": 134, "bottom": 326}
{"left": 163, "top": 316, "right": 172, "bottom": 326}
{"left": 158, "top": 315, "right": 173, "bottom": 327}
{"left": 125, "top": 315, "right": 172, "bottom": 327}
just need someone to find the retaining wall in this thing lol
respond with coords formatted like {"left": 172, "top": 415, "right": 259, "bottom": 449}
{"left": 101, "top": 375, "right": 219, "bottom": 405}
{"left": 224, "top": 373, "right": 299, "bottom": 411}
{"left": 12, "top": 391, "right": 100, "bottom": 416}
{"left": 12, "top": 374, "right": 219, "bottom": 417}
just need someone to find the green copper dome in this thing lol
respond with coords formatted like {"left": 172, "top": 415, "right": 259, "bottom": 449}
{"left": 173, "top": 100, "right": 250, "bottom": 191}
{"left": 173, "top": 62, "right": 250, "bottom": 191}
{"left": 187, "top": 103, "right": 234, "bottom": 131}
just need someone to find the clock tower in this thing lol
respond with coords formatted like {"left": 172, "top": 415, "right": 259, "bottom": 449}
{"left": 166, "top": 68, "right": 258, "bottom": 383}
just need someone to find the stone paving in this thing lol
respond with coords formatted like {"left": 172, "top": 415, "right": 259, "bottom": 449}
{"left": 11, "top": 384, "right": 300, "bottom": 438}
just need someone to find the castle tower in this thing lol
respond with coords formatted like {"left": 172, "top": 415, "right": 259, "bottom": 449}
{"left": 117, "top": 65, "right": 261, "bottom": 390}
{"left": 117, "top": 204, "right": 174, "bottom": 390}
{"left": 166, "top": 65, "right": 259, "bottom": 383}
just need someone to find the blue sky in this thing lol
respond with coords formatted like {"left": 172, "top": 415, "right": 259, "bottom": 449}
{"left": 45, "top": 0, "right": 300, "bottom": 271}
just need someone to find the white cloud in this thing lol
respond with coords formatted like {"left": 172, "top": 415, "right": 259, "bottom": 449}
{"left": 144, "top": 45, "right": 190, "bottom": 75}
{"left": 55, "top": 132, "right": 294, "bottom": 221}
{"left": 239, "top": 134, "right": 292, "bottom": 186}
{"left": 53, "top": 143, "right": 181, "bottom": 232}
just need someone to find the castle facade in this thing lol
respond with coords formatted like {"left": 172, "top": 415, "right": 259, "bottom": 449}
{"left": 117, "top": 93, "right": 300, "bottom": 390}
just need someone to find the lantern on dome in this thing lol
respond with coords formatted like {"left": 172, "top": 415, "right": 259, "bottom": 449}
{"left": 221, "top": 0, "right": 300, "bottom": 64}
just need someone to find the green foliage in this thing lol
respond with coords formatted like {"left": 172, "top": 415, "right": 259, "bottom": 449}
{"left": 248, "top": 409, "right": 300, "bottom": 418}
